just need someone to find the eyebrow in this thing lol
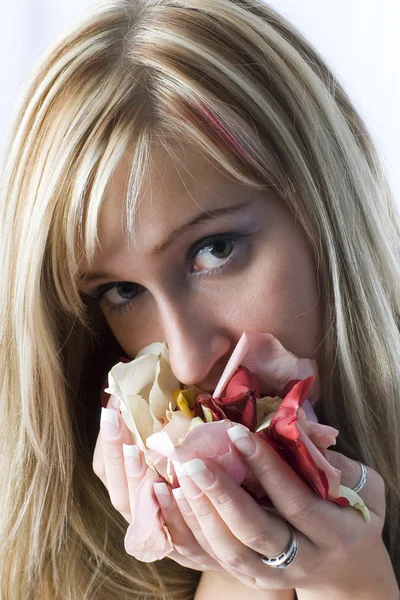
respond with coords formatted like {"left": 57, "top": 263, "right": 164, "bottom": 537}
{"left": 78, "top": 200, "right": 251, "bottom": 284}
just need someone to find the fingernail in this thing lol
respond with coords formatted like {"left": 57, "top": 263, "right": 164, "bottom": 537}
{"left": 123, "top": 443, "right": 141, "bottom": 476}
{"left": 101, "top": 408, "right": 120, "bottom": 440}
{"left": 154, "top": 482, "right": 172, "bottom": 508}
{"left": 172, "top": 487, "right": 192, "bottom": 513}
{"left": 172, "top": 460, "right": 186, "bottom": 478}
{"left": 183, "top": 458, "right": 215, "bottom": 487}
{"left": 227, "top": 424, "right": 256, "bottom": 456}
{"left": 173, "top": 461, "right": 202, "bottom": 498}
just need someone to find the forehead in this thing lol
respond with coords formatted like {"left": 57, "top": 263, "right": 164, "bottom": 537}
{"left": 97, "top": 143, "right": 257, "bottom": 256}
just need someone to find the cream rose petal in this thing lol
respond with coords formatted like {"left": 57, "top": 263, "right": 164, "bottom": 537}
{"left": 338, "top": 485, "right": 371, "bottom": 521}
{"left": 118, "top": 395, "right": 154, "bottom": 450}
{"left": 106, "top": 354, "right": 158, "bottom": 399}
{"left": 148, "top": 353, "right": 179, "bottom": 430}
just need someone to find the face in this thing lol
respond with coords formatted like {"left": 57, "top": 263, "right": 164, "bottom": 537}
{"left": 78, "top": 143, "right": 323, "bottom": 393}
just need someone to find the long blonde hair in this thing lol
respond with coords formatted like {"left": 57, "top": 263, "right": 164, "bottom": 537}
{"left": 1, "top": 0, "right": 399, "bottom": 597}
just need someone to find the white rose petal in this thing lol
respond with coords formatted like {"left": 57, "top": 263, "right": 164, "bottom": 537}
{"left": 105, "top": 342, "right": 179, "bottom": 448}
{"left": 149, "top": 353, "right": 179, "bottom": 428}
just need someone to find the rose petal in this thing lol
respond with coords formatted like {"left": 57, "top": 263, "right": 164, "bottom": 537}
{"left": 124, "top": 468, "right": 173, "bottom": 561}
{"left": 297, "top": 422, "right": 341, "bottom": 498}
{"left": 337, "top": 485, "right": 371, "bottom": 521}
{"left": 222, "top": 366, "right": 260, "bottom": 399}
{"left": 106, "top": 354, "right": 158, "bottom": 398}
{"left": 149, "top": 353, "right": 180, "bottom": 427}
{"left": 268, "top": 377, "right": 342, "bottom": 499}
{"left": 213, "top": 331, "right": 319, "bottom": 403}
{"left": 118, "top": 395, "right": 153, "bottom": 451}
{"left": 148, "top": 420, "right": 249, "bottom": 486}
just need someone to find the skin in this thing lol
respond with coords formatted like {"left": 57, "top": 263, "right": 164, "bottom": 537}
{"left": 79, "top": 144, "right": 398, "bottom": 598}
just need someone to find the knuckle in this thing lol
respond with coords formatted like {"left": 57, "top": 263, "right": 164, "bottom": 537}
{"left": 284, "top": 498, "right": 315, "bottom": 523}
{"left": 252, "top": 458, "right": 276, "bottom": 480}
{"left": 241, "top": 529, "right": 270, "bottom": 549}
{"left": 104, "top": 448, "right": 124, "bottom": 468}
{"left": 217, "top": 548, "right": 248, "bottom": 571}
{"left": 213, "top": 489, "right": 239, "bottom": 512}
{"left": 192, "top": 500, "right": 213, "bottom": 520}
{"left": 173, "top": 545, "right": 204, "bottom": 562}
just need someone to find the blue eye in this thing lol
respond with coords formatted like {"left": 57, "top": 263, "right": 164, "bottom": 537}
{"left": 89, "top": 231, "right": 249, "bottom": 315}
{"left": 91, "top": 281, "right": 146, "bottom": 313}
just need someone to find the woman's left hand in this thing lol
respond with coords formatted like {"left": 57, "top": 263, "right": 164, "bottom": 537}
{"left": 168, "top": 426, "right": 398, "bottom": 597}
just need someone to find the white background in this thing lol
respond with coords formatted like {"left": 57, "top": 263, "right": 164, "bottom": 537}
{"left": 0, "top": 0, "right": 399, "bottom": 205}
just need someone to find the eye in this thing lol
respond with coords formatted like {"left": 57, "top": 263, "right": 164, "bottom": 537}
{"left": 188, "top": 232, "right": 245, "bottom": 274}
{"left": 91, "top": 281, "right": 146, "bottom": 313}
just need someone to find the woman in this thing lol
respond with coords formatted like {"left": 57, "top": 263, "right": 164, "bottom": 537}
{"left": 0, "top": 0, "right": 399, "bottom": 598}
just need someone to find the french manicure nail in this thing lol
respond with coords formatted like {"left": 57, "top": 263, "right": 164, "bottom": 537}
{"left": 100, "top": 408, "right": 120, "bottom": 440}
{"left": 172, "top": 487, "right": 192, "bottom": 513}
{"left": 172, "top": 460, "right": 186, "bottom": 478}
{"left": 183, "top": 458, "right": 214, "bottom": 486}
{"left": 154, "top": 482, "right": 172, "bottom": 508}
{"left": 123, "top": 443, "right": 141, "bottom": 476}
{"left": 227, "top": 424, "right": 256, "bottom": 456}
{"left": 173, "top": 461, "right": 201, "bottom": 498}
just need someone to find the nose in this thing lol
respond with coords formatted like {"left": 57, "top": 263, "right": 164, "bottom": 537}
{"left": 157, "top": 296, "right": 232, "bottom": 390}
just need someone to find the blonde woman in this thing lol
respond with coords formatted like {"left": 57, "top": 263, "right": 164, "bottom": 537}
{"left": 1, "top": 0, "right": 399, "bottom": 598}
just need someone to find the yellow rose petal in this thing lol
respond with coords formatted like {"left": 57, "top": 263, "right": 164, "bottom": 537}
{"left": 176, "top": 392, "right": 195, "bottom": 418}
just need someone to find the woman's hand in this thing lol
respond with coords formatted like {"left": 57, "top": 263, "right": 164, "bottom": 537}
{"left": 92, "top": 405, "right": 297, "bottom": 599}
{"left": 168, "top": 425, "right": 398, "bottom": 597}
{"left": 92, "top": 398, "right": 224, "bottom": 572}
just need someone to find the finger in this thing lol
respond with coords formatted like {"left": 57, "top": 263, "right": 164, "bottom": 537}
{"left": 93, "top": 433, "right": 107, "bottom": 487}
{"left": 93, "top": 395, "right": 122, "bottom": 486}
{"left": 171, "top": 484, "right": 268, "bottom": 588}
{"left": 227, "top": 425, "right": 379, "bottom": 548}
{"left": 170, "top": 482, "right": 222, "bottom": 561}
{"left": 123, "top": 443, "right": 148, "bottom": 516}
{"left": 174, "top": 468, "right": 272, "bottom": 578}
{"left": 323, "top": 450, "right": 385, "bottom": 518}
{"left": 153, "top": 482, "right": 220, "bottom": 571}
{"left": 166, "top": 550, "right": 218, "bottom": 571}
{"left": 181, "top": 458, "right": 315, "bottom": 563}
{"left": 100, "top": 402, "right": 134, "bottom": 522}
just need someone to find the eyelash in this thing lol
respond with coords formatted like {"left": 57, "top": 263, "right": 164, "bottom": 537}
{"left": 89, "top": 231, "right": 250, "bottom": 316}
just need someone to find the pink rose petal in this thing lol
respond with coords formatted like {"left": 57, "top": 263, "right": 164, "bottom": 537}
{"left": 213, "top": 331, "right": 319, "bottom": 403}
{"left": 148, "top": 420, "right": 249, "bottom": 486}
{"left": 124, "top": 468, "right": 173, "bottom": 562}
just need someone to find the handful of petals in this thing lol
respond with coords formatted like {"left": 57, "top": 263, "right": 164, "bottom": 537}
{"left": 104, "top": 331, "right": 369, "bottom": 562}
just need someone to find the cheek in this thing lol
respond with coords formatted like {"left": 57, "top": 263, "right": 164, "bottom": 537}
{"left": 233, "top": 233, "right": 323, "bottom": 359}
{"left": 103, "top": 304, "right": 163, "bottom": 359}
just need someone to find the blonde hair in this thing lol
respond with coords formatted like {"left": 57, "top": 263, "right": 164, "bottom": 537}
{"left": 1, "top": 0, "right": 399, "bottom": 597}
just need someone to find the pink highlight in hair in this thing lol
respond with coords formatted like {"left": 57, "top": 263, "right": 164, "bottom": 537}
{"left": 199, "top": 103, "right": 250, "bottom": 161}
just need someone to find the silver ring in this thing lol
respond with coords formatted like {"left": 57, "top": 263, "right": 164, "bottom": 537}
{"left": 260, "top": 524, "right": 298, "bottom": 569}
{"left": 352, "top": 462, "right": 368, "bottom": 493}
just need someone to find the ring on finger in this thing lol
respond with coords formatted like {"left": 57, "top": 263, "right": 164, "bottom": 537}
{"left": 352, "top": 462, "right": 368, "bottom": 493}
{"left": 260, "top": 523, "right": 298, "bottom": 569}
